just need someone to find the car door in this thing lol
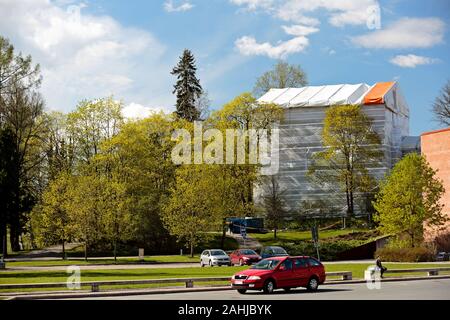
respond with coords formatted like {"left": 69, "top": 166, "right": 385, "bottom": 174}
{"left": 273, "top": 259, "right": 295, "bottom": 288}
{"left": 202, "top": 251, "right": 209, "bottom": 264}
{"left": 293, "top": 258, "right": 310, "bottom": 287}
{"left": 231, "top": 250, "right": 239, "bottom": 265}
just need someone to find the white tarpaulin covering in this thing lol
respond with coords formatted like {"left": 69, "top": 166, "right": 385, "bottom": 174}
{"left": 258, "top": 83, "right": 372, "bottom": 107}
{"left": 272, "top": 87, "right": 306, "bottom": 105}
{"left": 258, "top": 88, "right": 288, "bottom": 103}
{"left": 307, "top": 84, "right": 344, "bottom": 106}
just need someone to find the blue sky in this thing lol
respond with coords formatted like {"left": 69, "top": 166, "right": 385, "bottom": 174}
{"left": 0, "top": 0, "right": 449, "bottom": 135}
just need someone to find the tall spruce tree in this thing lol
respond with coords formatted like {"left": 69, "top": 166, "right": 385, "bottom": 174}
{"left": 171, "top": 49, "right": 202, "bottom": 122}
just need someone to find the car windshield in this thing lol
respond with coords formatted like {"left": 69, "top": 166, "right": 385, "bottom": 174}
{"left": 240, "top": 249, "right": 257, "bottom": 255}
{"left": 272, "top": 247, "right": 287, "bottom": 254}
{"left": 211, "top": 250, "right": 226, "bottom": 256}
{"left": 251, "top": 259, "right": 280, "bottom": 270}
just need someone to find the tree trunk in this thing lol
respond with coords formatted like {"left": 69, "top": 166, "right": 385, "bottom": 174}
{"left": 190, "top": 242, "right": 194, "bottom": 258}
{"left": 9, "top": 222, "right": 20, "bottom": 252}
{"left": 62, "top": 240, "right": 65, "bottom": 260}
{"left": 1, "top": 224, "right": 7, "bottom": 258}
{"left": 274, "top": 228, "right": 277, "bottom": 240}
{"left": 220, "top": 218, "right": 226, "bottom": 249}
{"left": 113, "top": 240, "right": 117, "bottom": 263}
{"left": 84, "top": 242, "right": 88, "bottom": 261}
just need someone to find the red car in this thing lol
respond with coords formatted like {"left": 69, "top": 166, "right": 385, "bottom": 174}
{"left": 229, "top": 249, "right": 262, "bottom": 266}
{"left": 230, "top": 256, "right": 326, "bottom": 294}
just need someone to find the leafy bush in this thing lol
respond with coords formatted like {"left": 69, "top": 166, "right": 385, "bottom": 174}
{"left": 434, "top": 233, "right": 450, "bottom": 252}
{"left": 375, "top": 247, "right": 434, "bottom": 262}
{"left": 268, "top": 240, "right": 365, "bottom": 261}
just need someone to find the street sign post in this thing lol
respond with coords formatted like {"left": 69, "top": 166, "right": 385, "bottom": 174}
{"left": 240, "top": 223, "right": 247, "bottom": 246}
{"left": 311, "top": 225, "right": 320, "bottom": 261}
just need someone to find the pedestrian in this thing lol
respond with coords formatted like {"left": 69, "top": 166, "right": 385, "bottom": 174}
{"left": 376, "top": 256, "right": 387, "bottom": 278}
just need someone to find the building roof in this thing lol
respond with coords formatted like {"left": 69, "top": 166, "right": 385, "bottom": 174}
{"left": 421, "top": 127, "right": 450, "bottom": 136}
{"left": 257, "top": 81, "right": 409, "bottom": 117}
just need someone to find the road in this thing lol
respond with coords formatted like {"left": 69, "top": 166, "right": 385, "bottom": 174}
{"left": 75, "top": 279, "right": 450, "bottom": 300}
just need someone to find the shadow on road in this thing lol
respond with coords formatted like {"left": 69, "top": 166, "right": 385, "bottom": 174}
{"left": 242, "top": 288, "right": 353, "bottom": 296}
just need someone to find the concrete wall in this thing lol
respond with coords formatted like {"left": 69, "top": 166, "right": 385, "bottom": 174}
{"left": 421, "top": 128, "right": 450, "bottom": 242}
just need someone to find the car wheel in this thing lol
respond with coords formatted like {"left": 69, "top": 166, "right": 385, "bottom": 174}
{"left": 263, "top": 279, "right": 275, "bottom": 294}
{"left": 237, "top": 289, "right": 247, "bottom": 294}
{"left": 239, "top": 259, "right": 244, "bottom": 266}
{"left": 200, "top": 261, "right": 204, "bottom": 267}
{"left": 209, "top": 260, "right": 213, "bottom": 267}
{"left": 306, "top": 277, "right": 319, "bottom": 292}
{"left": 284, "top": 288, "right": 291, "bottom": 292}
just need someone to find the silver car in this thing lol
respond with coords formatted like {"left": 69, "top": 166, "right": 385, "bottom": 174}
{"left": 200, "top": 249, "right": 231, "bottom": 267}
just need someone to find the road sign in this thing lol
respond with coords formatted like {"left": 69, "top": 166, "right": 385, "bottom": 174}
{"left": 240, "top": 225, "right": 247, "bottom": 239}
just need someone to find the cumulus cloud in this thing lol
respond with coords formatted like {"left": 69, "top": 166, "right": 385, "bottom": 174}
{"left": 352, "top": 17, "right": 445, "bottom": 49}
{"left": 231, "top": 0, "right": 380, "bottom": 27}
{"left": 0, "top": 0, "right": 174, "bottom": 113}
{"left": 235, "top": 24, "right": 318, "bottom": 59}
{"left": 122, "top": 103, "right": 167, "bottom": 119}
{"left": 389, "top": 54, "right": 439, "bottom": 68}
{"left": 231, "top": 0, "right": 380, "bottom": 59}
{"left": 164, "top": 0, "right": 194, "bottom": 13}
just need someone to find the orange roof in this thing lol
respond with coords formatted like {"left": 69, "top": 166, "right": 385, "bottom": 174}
{"left": 364, "top": 82, "right": 395, "bottom": 105}
{"left": 421, "top": 127, "right": 450, "bottom": 136}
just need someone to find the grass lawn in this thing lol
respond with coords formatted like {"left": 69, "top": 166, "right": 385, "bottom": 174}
{"left": 250, "top": 229, "right": 370, "bottom": 244}
{"left": 6, "top": 255, "right": 201, "bottom": 267}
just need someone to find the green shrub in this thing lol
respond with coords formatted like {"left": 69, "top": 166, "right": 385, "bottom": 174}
{"left": 375, "top": 247, "right": 434, "bottom": 262}
{"left": 268, "top": 240, "right": 365, "bottom": 261}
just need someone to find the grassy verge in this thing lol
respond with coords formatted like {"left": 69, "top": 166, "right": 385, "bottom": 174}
{"left": 7, "top": 255, "right": 201, "bottom": 267}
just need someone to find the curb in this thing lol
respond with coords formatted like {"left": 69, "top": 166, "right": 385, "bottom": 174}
{"left": 8, "top": 286, "right": 234, "bottom": 300}
{"left": 5, "top": 275, "right": 450, "bottom": 300}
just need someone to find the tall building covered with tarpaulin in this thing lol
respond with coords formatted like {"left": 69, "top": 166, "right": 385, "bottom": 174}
{"left": 255, "top": 81, "right": 418, "bottom": 218}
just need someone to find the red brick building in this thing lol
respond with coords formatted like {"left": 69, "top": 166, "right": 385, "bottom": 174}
{"left": 421, "top": 128, "right": 450, "bottom": 243}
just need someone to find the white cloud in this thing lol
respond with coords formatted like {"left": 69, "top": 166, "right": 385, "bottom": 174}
{"left": 0, "top": 0, "right": 174, "bottom": 113}
{"left": 235, "top": 23, "right": 318, "bottom": 59}
{"left": 164, "top": 0, "right": 194, "bottom": 13}
{"left": 122, "top": 103, "right": 167, "bottom": 119}
{"left": 229, "top": 0, "right": 275, "bottom": 11}
{"left": 352, "top": 17, "right": 445, "bottom": 49}
{"left": 389, "top": 54, "right": 439, "bottom": 68}
{"left": 231, "top": 0, "right": 379, "bottom": 27}
{"left": 231, "top": 0, "right": 379, "bottom": 59}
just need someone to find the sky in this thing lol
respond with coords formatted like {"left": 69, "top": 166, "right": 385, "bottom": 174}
{"left": 0, "top": 0, "right": 449, "bottom": 135}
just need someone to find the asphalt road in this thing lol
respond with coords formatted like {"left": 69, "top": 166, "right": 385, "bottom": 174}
{"left": 77, "top": 279, "right": 450, "bottom": 300}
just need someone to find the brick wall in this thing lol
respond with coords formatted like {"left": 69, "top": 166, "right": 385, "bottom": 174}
{"left": 421, "top": 128, "right": 450, "bottom": 242}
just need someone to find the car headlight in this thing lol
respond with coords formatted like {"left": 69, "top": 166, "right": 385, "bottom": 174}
{"left": 247, "top": 276, "right": 261, "bottom": 281}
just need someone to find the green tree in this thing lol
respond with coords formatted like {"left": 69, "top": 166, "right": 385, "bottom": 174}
{"left": 171, "top": 49, "right": 202, "bottom": 122}
{"left": 66, "top": 174, "right": 104, "bottom": 261}
{"left": 30, "top": 173, "right": 73, "bottom": 259}
{"left": 253, "top": 61, "right": 307, "bottom": 97}
{"left": 97, "top": 114, "right": 177, "bottom": 252}
{"left": 0, "top": 36, "right": 45, "bottom": 253}
{"left": 373, "top": 153, "right": 447, "bottom": 247}
{"left": 308, "top": 105, "right": 382, "bottom": 226}
{"left": 67, "top": 97, "right": 123, "bottom": 165}
{"left": 432, "top": 80, "right": 450, "bottom": 126}
{"left": 98, "top": 176, "right": 134, "bottom": 262}
{"left": 261, "top": 175, "right": 287, "bottom": 239}
{"left": 162, "top": 165, "right": 219, "bottom": 257}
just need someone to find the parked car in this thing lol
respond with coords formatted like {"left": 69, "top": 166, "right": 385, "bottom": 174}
{"left": 435, "top": 252, "right": 450, "bottom": 261}
{"left": 200, "top": 249, "right": 231, "bottom": 267}
{"left": 231, "top": 256, "right": 326, "bottom": 294}
{"left": 229, "top": 249, "right": 262, "bottom": 266}
{"left": 260, "top": 246, "right": 289, "bottom": 259}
